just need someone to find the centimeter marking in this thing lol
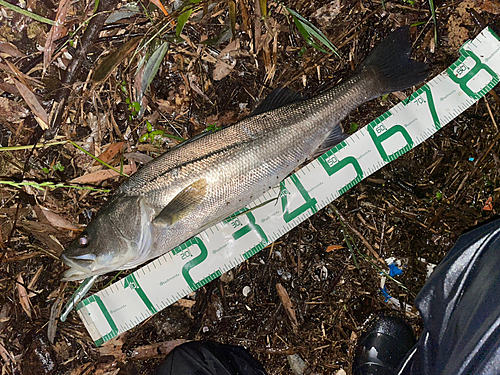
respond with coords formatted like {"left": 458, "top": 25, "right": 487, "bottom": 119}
{"left": 76, "top": 27, "right": 500, "bottom": 346}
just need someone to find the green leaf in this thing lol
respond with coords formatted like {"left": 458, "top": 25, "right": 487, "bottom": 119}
{"left": 53, "top": 162, "right": 65, "bottom": 171}
{"left": 286, "top": 7, "right": 340, "bottom": 57}
{"left": 93, "top": 37, "right": 141, "bottom": 82}
{"left": 176, "top": 7, "right": 194, "bottom": 37}
{"left": 130, "top": 101, "right": 141, "bottom": 114}
{"left": 139, "top": 41, "right": 169, "bottom": 103}
{"left": 42, "top": 167, "right": 50, "bottom": 174}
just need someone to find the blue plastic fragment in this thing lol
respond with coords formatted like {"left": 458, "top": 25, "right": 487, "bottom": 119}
{"left": 381, "top": 286, "right": 392, "bottom": 302}
{"left": 469, "top": 157, "right": 475, "bottom": 162}
{"left": 388, "top": 263, "right": 403, "bottom": 277}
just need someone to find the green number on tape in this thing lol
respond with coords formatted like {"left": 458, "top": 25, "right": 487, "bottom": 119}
{"left": 77, "top": 295, "right": 118, "bottom": 347}
{"left": 402, "top": 85, "right": 440, "bottom": 130}
{"left": 280, "top": 175, "right": 318, "bottom": 223}
{"left": 448, "top": 49, "right": 499, "bottom": 100}
{"left": 124, "top": 274, "right": 157, "bottom": 314}
{"left": 319, "top": 143, "right": 363, "bottom": 195}
{"left": 367, "top": 116, "right": 413, "bottom": 163}
{"left": 232, "top": 210, "right": 268, "bottom": 259}
{"left": 176, "top": 238, "right": 222, "bottom": 290}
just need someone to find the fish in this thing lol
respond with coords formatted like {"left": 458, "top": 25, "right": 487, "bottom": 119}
{"left": 61, "top": 26, "right": 428, "bottom": 281}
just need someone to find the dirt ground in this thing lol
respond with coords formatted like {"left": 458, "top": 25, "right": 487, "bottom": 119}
{"left": 0, "top": 0, "right": 499, "bottom": 373}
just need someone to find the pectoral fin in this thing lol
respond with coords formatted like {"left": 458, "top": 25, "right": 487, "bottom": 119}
{"left": 310, "top": 124, "right": 348, "bottom": 159}
{"left": 153, "top": 178, "right": 208, "bottom": 225}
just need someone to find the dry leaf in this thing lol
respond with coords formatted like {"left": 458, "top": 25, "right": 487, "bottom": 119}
{"left": 44, "top": 0, "right": 70, "bottom": 74}
{"left": 12, "top": 78, "right": 49, "bottom": 129}
{"left": 27, "top": 266, "right": 43, "bottom": 297}
{"left": 70, "top": 165, "right": 135, "bottom": 184}
{"left": 149, "top": 0, "right": 169, "bottom": 16}
{"left": 311, "top": 0, "right": 342, "bottom": 26}
{"left": 97, "top": 335, "right": 126, "bottom": 361}
{"left": 93, "top": 142, "right": 125, "bottom": 165}
{"left": 0, "top": 41, "right": 25, "bottom": 58}
{"left": 326, "top": 244, "right": 344, "bottom": 252}
{"left": 16, "top": 274, "right": 31, "bottom": 318}
{"left": 483, "top": 197, "right": 493, "bottom": 211}
{"left": 130, "top": 339, "right": 188, "bottom": 360}
{"left": 0, "top": 97, "right": 29, "bottom": 123}
{"left": 123, "top": 152, "right": 153, "bottom": 164}
{"left": 48, "top": 295, "right": 63, "bottom": 344}
{"left": 0, "top": 339, "right": 13, "bottom": 366}
{"left": 3, "top": 59, "right": 31, "bottom": 89}
{"left": 39, "top": 206, "right": 81, "bottom": 230}
{"left": 213, "top": 40, "right": 241, "bottom": 81}
{"left": 0, "top": 303, "right": 11, "bottom": 332}
{"left": 93, "top": 37, "right": 141, "bottom": 83}
{"left": 176, "top": 299, "right": 196, "bottom": 308}
{"left": 475, "top": 0, "right": 500, "bottom": 14}
{"left": 276, "top": 283, "right": 298, "bottom": 332}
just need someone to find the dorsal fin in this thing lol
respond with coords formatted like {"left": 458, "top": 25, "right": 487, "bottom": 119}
{"left": 250, "top": 87, "right": 306, "bottom": 116}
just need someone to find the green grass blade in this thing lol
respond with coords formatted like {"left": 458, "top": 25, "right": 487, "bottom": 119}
{"left": 0, "top": 180, "right": 110, "bottom": 193}
{"left": 286, "top": 7, "right": 340, "bottom": 57}
{"left": 428, "top": 0, "right": 438, "bottom": 44}
{"left": 0, "top": 0, "right": 55, "bottom": 25}
{"left": 0, "top": 141, "right": 69, "bottom": 151}
{"left": 68, "top": 141, "right": 129, "bottom": 177}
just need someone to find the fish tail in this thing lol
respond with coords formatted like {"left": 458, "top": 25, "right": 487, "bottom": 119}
{"left": 358, "top": 26, "right": 429, "bottom": 95}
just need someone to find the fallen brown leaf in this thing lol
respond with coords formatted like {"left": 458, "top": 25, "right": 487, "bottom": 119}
{"left": 70, "top": 165, "right": 135, "bottom": 184}
{"left": 149, "top": 0, "right": 170, "bottom": 16}
{"left": 276, "top": 283, "right": 298, "bottom": 332}
{"left": 39, "top": 206, "right": 81, "bottom": 230}
{"left": 130, "top": 339, "right": 188, "bottom": 360}
{"left": 123, "top": 152, "right": 153, "bottom": 164}
{"left": 176, "top": 299, "right": 196, "bottom": 308}
{"left": 16, "top": 274, "right": 31, "bottom": 318}
{"left": 93, "top": 142, "right": 125, "bottom": 165}
{"left": 48, "top": 295, "right": 63, "bottom": 344}
{"left": 0, "top": 339, "right": 14, "bottom": 367}
{"left": 43, "top": 0, "right": 70, "bottom": 74}
{"left": 12, "top": 78, "right": 49, "bottom": 129}
{"left": 483, "top": 197, "right": 493, "bottom": 211}
{"left": 97, "top": 335, "right": 126, "bottom": 362}
{"left": 0, "top": 97, "right": 29, "bottom": 123}
{"left": 0, "top": 41, "right": 25, "bottom": 58}
{"left": 213, "top": 40, "right": 242, "bottom": 81}
{"left": 326, "top": 244, "right": 344, "bottom": 252}
{"left": 93, "top": 37, "right": 141, "bottom": 83}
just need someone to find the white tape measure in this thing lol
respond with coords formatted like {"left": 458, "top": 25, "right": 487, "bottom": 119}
{"left": 75, "top": 27, "right": 500, "bottom": 346}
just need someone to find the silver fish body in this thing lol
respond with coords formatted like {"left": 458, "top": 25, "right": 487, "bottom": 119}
{"left": 61, "top": 27, "right": 428, "bottom": 280}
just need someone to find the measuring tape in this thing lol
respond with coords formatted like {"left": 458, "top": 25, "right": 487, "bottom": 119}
{"left": 75, "top": 27, "right": 500, "bottom": 346}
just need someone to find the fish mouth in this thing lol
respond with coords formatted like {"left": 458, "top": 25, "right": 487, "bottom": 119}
{"left": 61, "top": 253, "right": 97, "bottom": 280}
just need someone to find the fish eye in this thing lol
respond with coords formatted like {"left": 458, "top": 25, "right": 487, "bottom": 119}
{"left": 78, "top": 234, "right": 89, "bottom": 248}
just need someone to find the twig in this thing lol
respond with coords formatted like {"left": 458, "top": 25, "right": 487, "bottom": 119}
{"left": 485, "top": 97, "right": 498, "bottom": 132}
{"left": 329, "top": 204, "right": 386, "bottom": 266}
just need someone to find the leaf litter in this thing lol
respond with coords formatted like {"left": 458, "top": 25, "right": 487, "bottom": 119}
{"left": 0, "top": 0, "right": 499, "bottom": 374}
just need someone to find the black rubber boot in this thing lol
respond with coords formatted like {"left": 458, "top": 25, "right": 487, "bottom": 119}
{"left": 353, "top": 315, "right": 416, "bottom": 375}
{"left": 151, "top": 340, "right": 268, "bottom": 375}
